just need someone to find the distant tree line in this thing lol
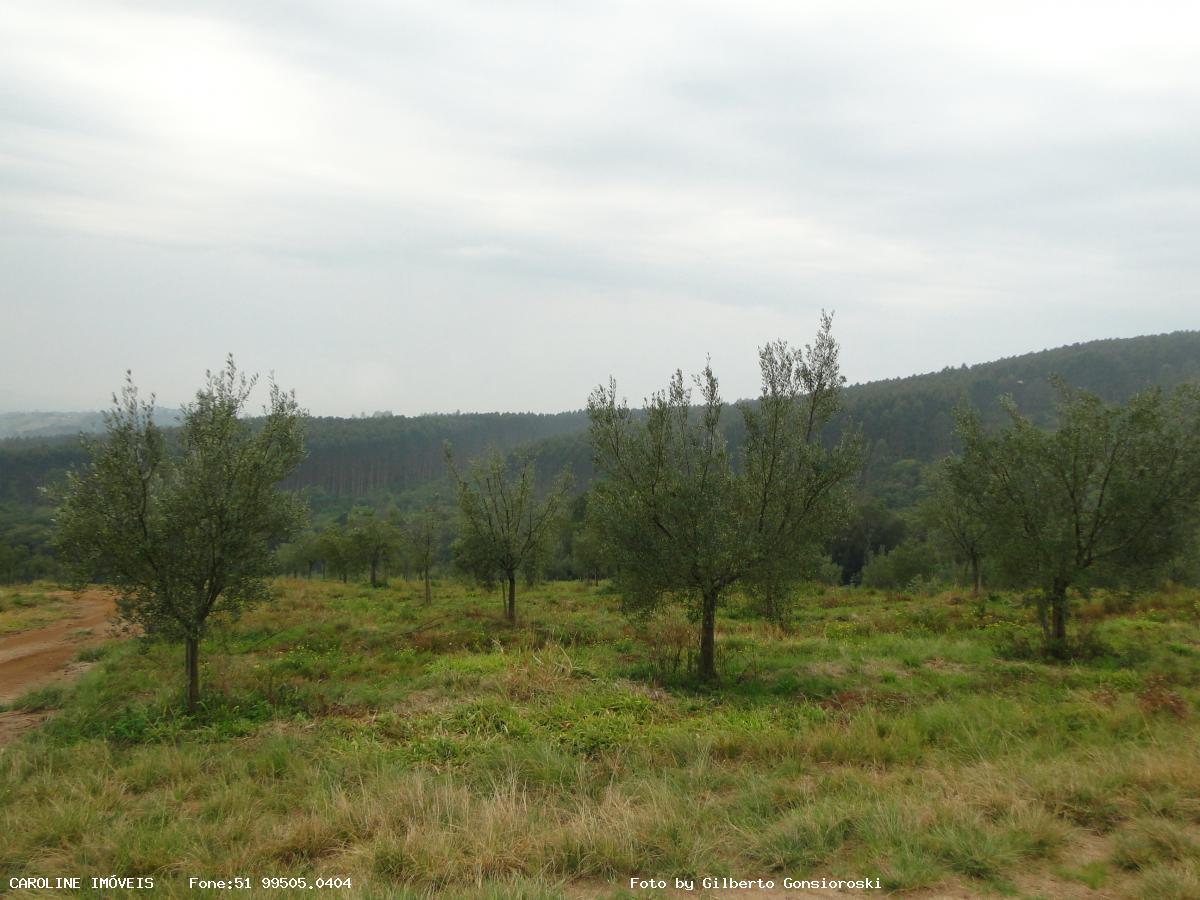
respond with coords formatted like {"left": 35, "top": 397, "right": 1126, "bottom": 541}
{"left": 279, "top": 411, "right": 588, "bottom": 497}
{"left": 35, "top": 327, "right": 1200, "bottom": 706}
{"left": 6, "top": 328, "right": 1200, "bottom": 595}
{"left": 276, "top": 503, "right": 454, "bottom": 596}
{"left": 5, "top": 332, "right": 1197, "bottom": 511}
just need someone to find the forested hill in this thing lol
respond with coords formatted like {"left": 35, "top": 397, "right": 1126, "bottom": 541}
{"left": 283, "top": 411, "right": 589, "bottom": 497}
{"left": 0, "top": 410, "right": 590, "bottom": 505}
{"left": 839, "top": 329, "right": 1200, "bottom": 465}
{"left": 1, "top": 330, "right": 1197, "bottom": 507}
{"left": 520, "top": 330, "right": 1200, "bottom": 500}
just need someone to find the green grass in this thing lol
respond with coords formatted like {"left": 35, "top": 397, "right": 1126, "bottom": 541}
{"left": 1, "top": 578, "right": 1199, "bottom": 898}
{"left": 0, "top": 582, "right": 71, "bottom": 633}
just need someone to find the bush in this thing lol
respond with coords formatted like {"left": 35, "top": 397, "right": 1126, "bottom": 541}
{"left": 861, "top": 542, "right": 937, "bottom": 590}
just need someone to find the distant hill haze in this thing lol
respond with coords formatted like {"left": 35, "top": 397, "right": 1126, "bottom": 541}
{"left": 1, "top": 331, "right": 1197, "bottom": 508}
{"left": 0, "top": 409, "right": 182, "bottom": 440}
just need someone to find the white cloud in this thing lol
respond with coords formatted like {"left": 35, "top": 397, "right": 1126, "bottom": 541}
{"left": 1, "top": 0, "right": 1199, "bottom": 413}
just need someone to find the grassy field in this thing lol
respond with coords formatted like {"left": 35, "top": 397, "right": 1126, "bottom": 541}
{"left": 0, "top": 585, "right": 72, "bottom": 635}
{"left": 1, "top": 578, "right": 1199, "bottom": 898}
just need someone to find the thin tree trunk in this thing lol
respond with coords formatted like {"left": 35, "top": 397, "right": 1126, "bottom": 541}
{"left": 424, "top": 568, "right": 432, "bottom": 604}
{"left": 971, "top": 555, "right": 981, "bottom": 596}
{"left": 185, "top": 636, "right": 200, "bottom": 712}
{"left": 1051, "top": 593, "right": 1068, "bottom": 642}
{"left": 1048, "top": 579, "right": 1069, "bottom": 656}
{"left": 370, "top": 558, "right": 378, "bottom": 588}
{"left": 506, "top": 572, "right": 517, "bottom": 623}
{"left": 699, "top": 589, "right": 718, "bottom": 681}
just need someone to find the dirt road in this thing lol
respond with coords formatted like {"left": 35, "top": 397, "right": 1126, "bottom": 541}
{"left": 0, "top": 590, "right": 119, "bottom": 704}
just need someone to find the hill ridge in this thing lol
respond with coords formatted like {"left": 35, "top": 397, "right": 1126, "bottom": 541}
{"left": 2, "top": 330, "right": 1198, "bottom": 510}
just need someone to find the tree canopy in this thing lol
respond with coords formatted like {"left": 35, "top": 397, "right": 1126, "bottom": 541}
{"left": 587, "top": 314, "right": 862, "bottom": 679}
{"left": 447, "top": 446, "right": 571, "bottom": 622}
{"left": 951, "top": 379, "right": 1200, "bottom": 652}
{"left": 54, "top": 358, "right": 307, "bottom": 708}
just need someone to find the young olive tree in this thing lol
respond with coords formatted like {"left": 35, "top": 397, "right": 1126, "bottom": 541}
{"left": 953, "top": 380, "right": 1200, "bottom": 654}
{"left": 406, "top": 504, "right": 448, "bottom": 604}
{"left": 276, "top": 530, "right": 322, "bottom": 578}
{"left": 54, "top": 358, "right": 307, "bottom": 710}
{"left": 587, "top": 314, "right": 862, "bottom": 680}
{"left": 346, "top": 506, "right": 401, "bottom": 587}
{"left": 318, "top": 524, "right": 354, "bottom": 583}
{"left": 446, "top": 447, "right": 571, "bottom": 622}
{"left": 919, "top": 458, "right": 989, "bottom": 595}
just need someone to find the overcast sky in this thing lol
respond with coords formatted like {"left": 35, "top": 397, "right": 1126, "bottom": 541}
{"left": 2, "top": 0, "right": 1198, "bottom": 415}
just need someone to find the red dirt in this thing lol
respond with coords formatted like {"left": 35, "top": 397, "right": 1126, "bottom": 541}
{"left": 0, "top": 709, "right": 51, "bottom": 745}
{"left": 0, "top": 589, "right": 120, "bottom": 704}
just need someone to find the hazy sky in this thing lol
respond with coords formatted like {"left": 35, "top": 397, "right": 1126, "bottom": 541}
{"left": 3, "top": 1, "right": 1198, "bottom": 415}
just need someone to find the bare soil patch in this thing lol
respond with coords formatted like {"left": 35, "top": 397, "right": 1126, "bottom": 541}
{"left": 0, "top": 589, "right": 119, "bottom": 705}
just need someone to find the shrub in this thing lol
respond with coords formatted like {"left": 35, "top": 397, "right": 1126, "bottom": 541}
{"left": 861, "top": 542, "right": 937, "bottom": 591}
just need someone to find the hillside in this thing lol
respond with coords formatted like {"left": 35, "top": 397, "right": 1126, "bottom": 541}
{"left": 514, "top": 329, "right": 1200, "bottom": 506}
{"left": 0, "top": 411, "right": 110, "bottom": 439}
{"left": 0, "top": 408, "right": 182, "bottom": 440}
{"left": 839, "top": 330, "right": 1200, "bottom": 464}
{"left": 2, "top": 330, "right": 1198, "bottom": 513}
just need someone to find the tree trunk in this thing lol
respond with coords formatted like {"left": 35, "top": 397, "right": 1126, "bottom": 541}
{"left": 1051, "top": 593, "right": 1068, "bottom": 641}
{"left": 971, "top": 555, "right": 981, "bottom": 596}
{"left": 185, "top": 636, "right": 200, "bottom": 712}
{"left": 1048, "top": 579, "right": 1069, "bottom": 657}
{"left": 698, "top": 589, "right": 718, "bottom": 681}
{"left": 423, "top": 568, "right": 432, "bottom": 605}
{"left": 506, "top": 572, "right": 517, "bottom": 623}
{"left": 370, "top": 557, "right": 378, "bottom": 588}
